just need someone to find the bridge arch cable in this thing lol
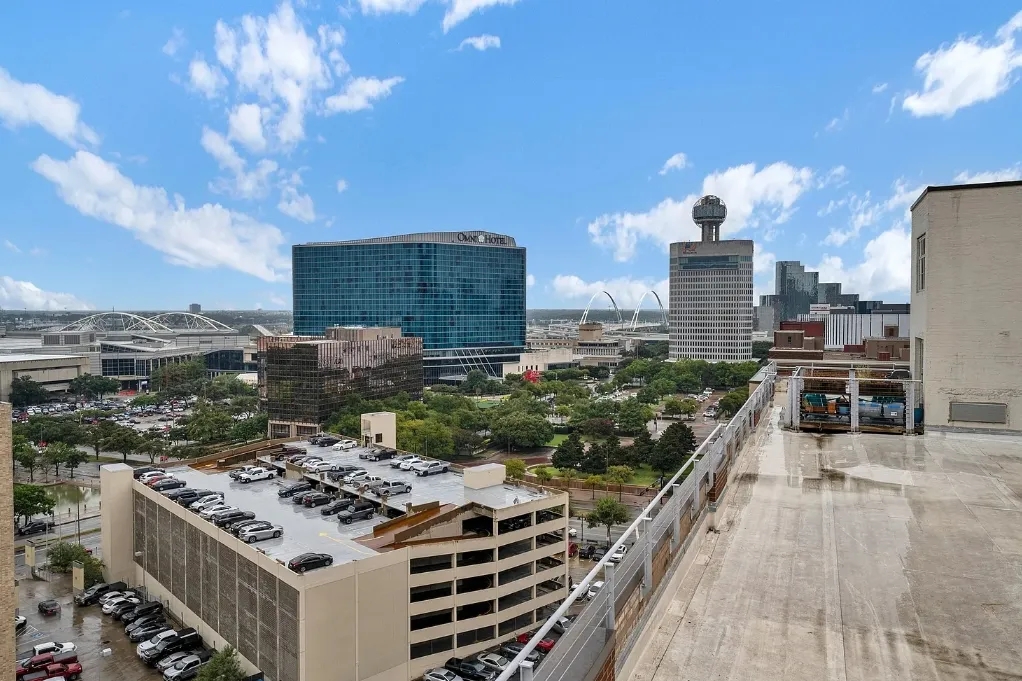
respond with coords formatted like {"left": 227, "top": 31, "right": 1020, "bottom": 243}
{"left": 579, "top": 291, "right": 624, "bottom": 326}
{"left": 56, "top": 312, "right": 174, "bottom": 333}
{"left": 629, "top": 290, "right": 669, "bottom": 330}
{"left": 146, "top": 312, "right": 236, "bottom": 332}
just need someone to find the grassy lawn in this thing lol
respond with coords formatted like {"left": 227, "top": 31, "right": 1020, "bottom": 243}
{"left": 545, "top": 433, "right": 569, "bottom": 447}
{"left": 527, "top": 462, "right": 667, "bottom": 488}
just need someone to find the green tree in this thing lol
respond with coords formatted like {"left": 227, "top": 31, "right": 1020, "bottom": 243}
{"left": 150, "top": 358, "right": 208, "bottom": 396}
{"left": 196, "top": 646, "right": 245, "bottom": 681}
{"left": 680, "top": 398, "right": 699, "bottom": 417}
{"left": 674, "top": 372, "right": 701, "bottom": 394}
{"left": 551, "top": 431, "right": 584, "bottom": 470}
{"left": 560, "top": 467, "right": 579, "bottom": 487}
{"left": 605, "top": 465, "right": 634, "bottom": 501}
{"left": 617, "top": 398, "right": 652, "bottom": 435}
{"left": 13, "top": 435, "right": 41, "bottom": 482}
{"left": 504, "top": 458, "right": 526, "bottom": 481}
{"left": 187, "top": 407, "right": 234, "bottom": 444}
{"left": 636, "top": 386, "right": 659, "bottom": 404}
{"left": 102, "top": 427, "right": 144, "bottom": 463}
{"left": 580, "top": 443, "right": 608, "bottom": 476}
{"left": 535, "top": 467, "right": 553, "bottom": 484}
{"left": 42, "top": 442, "right": 74, "bottom": 478}
{"left": 586, "top": 496, "right": 630, "bottom": 544}
{"left": 662, "top": 397, "right": 682, "bottom": 416}
{"left": 631, "top": 429, "right": 655, "bottom": 467}
{"left": 584, "top": 473, "right": 603, "bottom": 499}
{"left": 650, "top": 377, "right": 677, "bottom": 398}
{"left": 10, "top": 376, "right": 50, "bottom": 409}
{"left": 140, "top": 436, "right": 169, "bottom": 464}
{"left": 62, "top": 447, "right": 89, "bottom": 479}
{"left": 490, "top": 413, "right": 553, "bottom": 451}
{"left": 399, "top": 418, "right": 455, "bottom": 460}
{"left": 579, "top": 418, "right": 615, "bottom": 439}
{"left": 718, "top": 388, "right": 750, "bottom": 419}
{"left": 452, "top": 428, "right": 484, "bottom": 457}
{"left": 752, "top": 340, "right": 772, "bottom": 360}
{"left": 47, "top": 541, "right": 91, "bottom": 571}
{"left": 650, "top": 422, "right": 696, "bottom": 484}
{"left": 14, "top": 484, "right": 55, "bottom": 525}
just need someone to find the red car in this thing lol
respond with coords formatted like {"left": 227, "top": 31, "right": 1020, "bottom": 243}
{"left": 516, "top": 632, "right": 556, "bottom": 653}
{"left": 143, "top": 475, "right": 170, "bottom": 487}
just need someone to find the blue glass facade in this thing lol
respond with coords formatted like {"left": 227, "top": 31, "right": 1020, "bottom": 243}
{"left": 292, "top": 232, "right": 526, "bottom": 382}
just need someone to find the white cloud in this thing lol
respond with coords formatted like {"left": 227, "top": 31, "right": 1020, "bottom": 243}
{"left": 162, "top": 27, "right": 187, "bottom": 56}
{"left": 824, "top": 109, "right": 849, "bottom": 133}
{"left": 526, "top": 273, "right": 535, "bottom": 287}
{"left": 200, "top": 127, "right": 278, "bottom": 198}
{"left": 884, "top": 179, "right": 926, "bottom": 213}
{"left": 443, "top": 0, "right": 519, "bottom": 32}
{"left": 358, "top": 0, "right": 428, "bottom": 13}
{"left": 823, "top": 191, "right": 882, "bottom": 246}
{"left": 953, "top": 165, "right": 1022, "bottom": 183}
{"left": 0, "top": 276, "right": 92, "bottom": 311}
{"left": 872, "top": 82, "right": 888, "bottom": 94}
{"left": 458, "top": 35, "right": 501, "bottom": 51}
{"left": 4, "top": 240, "right": 20, "bottom": 253}
{"left": 214, "top": 20, "right": 238, "bottom": 69}
{"left": 278, "top": 171, "right": 316, "bottom": 223}
{"left": 814, "top": 225, "right": 911, "bottom": 299}
{"left": 336, "top": 178, "right": 348, "bottom": 193}
{"left": 903, "top": 10, "right": 1022, "bottom": 117}
{"left": 325, "top": 76, "right": 403, "bottom": 113}
{"left": 32, "top": 150, "right": 289, "bottom": 281}
{"left": 228, "top": 103, "right": 267, "bottom": 152}
{"left": 817, "top": 197, "right": 847, "bottom": 216}
{"left": 0, "top": 67, "right": 99, "bottom": 147}
{"left": 551, "top": 274, "right": 668, "bottom": 309}
{"left": 658, "top": 152, "right": 688, "bottom": 176}
{"left": 817, "top": 165, "right": 847, "bottom": 188}
{"left": 268, "top": 293, "right": 290, "bottom": 307}
{"left": 753, "top": 248, "right": 775, "bottom": 276}
{"left": 188, "top": 58, "right": 227, "bottom": 98}
{"left": 588, "top": 161, "right": 814, "bottom": 262}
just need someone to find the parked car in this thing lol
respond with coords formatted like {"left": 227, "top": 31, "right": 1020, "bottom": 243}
{"left": 373, "top": 481, "right": 412, "bottom": 497}
{"left": 198, "top": 504, "right": 236, "bottom": 519}
{"left": 567, "top": 527, "right": 578, "bottom": 538}
{"left": 228, "top": 465, "right": 260, "bottom": 480}
{"left": 390, "top": 455, "right": 418, "bottom": 468}
{"left": 128, "top": 622, "right": 172, "bottom": 643}
{"left": 516, "top": 632, "right": 555, "bottom": 653}
{"left": 498, "top": 642, "right": 543, "bottom": 664}
{"left": 304, "top": 461, "right": 337, "bottom": 474}
{"left": 609, "top": 545, "right": 628, "bottom": 563}
{"left": 16, "top": 652, "right": 80, "bottom": 678}
{"left": 98, "top": 590, "right": 133, "bottom": 605}
{"left": 326, "top": 466, "right": 360, "bottom": 481}
{"left": 15, "top": 614, "right": 27, "bottom": 632}
{"left": 364, "top": 448, "right": 395, "bottom": 461}
{"left": 302, "top": 492, "right": 332, "bottom": 508}
{"left": 162, "top": 488, "right": 195, "bottom": 500}
{"left": 22, "top": 643, "right": 76, "bottom": 660}
{"left": 475, "top": 652, "right": 509, "bottom": 672}
{"left": 163, "top": 651, "right": 211, "bottom": 679}
{"left": 37, "top": 600, "right": 61, "bottom": 616}
{"left": 331, "top": 440, "right": 356, "bottom": 451}
{"left": 125, "top": 612, "right": 165, "bottom": 635}
{"left": 337, "top": 505, "right": 374, "bottom": 524}
{"left": 212, "top": 510, "right": 256, "bottom": 528}
{"left": 228, "top": 519, "right": 265, "bottom": 536}
{"left": 140, "top": 628, "right": 200, "bottom": 664}
{"left": 17, "top": 520, "right": 52, "bottom": 537}
{"left": 399, "top": 457, "right": 424, "bottom": 471}
{"left": 342, "top": 469, "right": 370, "bottom": 485}
{"left": 287, "top": 552, "right": 334, "bottom": 573}
{"left": 16, "top": 660, "right": 82, "bottom": 681}
{"left": 237, "top": 467, "right": 274, "bottom": 483}
{"left": 173, "top": 490, "right": 213, "bottom": 507}
{"left": 444, "top": 657, "right": 497, "bottom": 681}
{"left": 104, "top": 597, "right": 141, "bottom": 616}
{"left": 187, "top": 495, "right": 224, "bottom": 512}
{"left": 316, "top": 436, "right": 340, "bottom": 447}
{"left": 121, "top": 600, "right": 163, "bottom": 623}
{"left": 423, "top": 670, "right": 463, "bottom": 681}
{"left": 75, "top": 581, "right": 126, "bottom": 606}
{"left": 132, "top": 466, "right": 161, "bottom": 479}
{"left": 319, "top": 499, "right": 350, "bottom": 516}
{"left": 292, "top": 491, "right": 318, "bottom": 505}
{"left": 413, "top": 461, "right": 450, "bottom": 477}
{"left": 238, "top": 523, "right": 283, "bottom": 543}
{"left": 155, "top": 651, "right": 195, "bottom": 673}
{"left": 357, "top": 475, "right": 386, "bottom": 491}
{"left": 587, "top": 580, "right": 604, "bottom": 600}
{"left": 138, "top": 471, "right": 169, "bottom": 484}
{"left": 550, "top": 615, "right": 575, "bottom": 634}
{"left": 136, "top": 630, "right": 177, "bottom": 659}
{"left": 151, "top": 478, "right": 186, "bottom": 492}
{"left": 592, "top": 547, "right": 608, "bottom": 562}
{"left": 277, "top": 482, "right": 312, "bottom": 498}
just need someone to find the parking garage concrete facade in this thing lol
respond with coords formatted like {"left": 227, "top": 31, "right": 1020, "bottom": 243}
{"left": 100, "top": 454, "right": 569, "bottom": 681}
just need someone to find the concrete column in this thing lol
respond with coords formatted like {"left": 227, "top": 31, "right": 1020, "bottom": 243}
{"left": 849, "top": 370, "right": 859, "bottom": 433}
{"left": 604, "top": 562, "right": 616, "bottom": 630}
{"left": 100, "top": 463, "right": 136, "bottom": 584}
{"left": 790, "top": 376, "right": 801, "bottom": 430}
{"left": 520, "top": 661, "right": 535, "bottom": 681}
{"left": 905, "top": 380, "right": 915, "bottom": 434}
{"left": 672, "top": 485, "right": 682, "bottom": 551}
{"left": 1, "top": 404, "right": 16, "bottom": 679}
{"left": 642, "top": 516, "right": 653, "bottom": 596}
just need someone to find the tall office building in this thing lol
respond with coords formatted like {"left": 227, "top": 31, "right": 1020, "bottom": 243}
{"left": 669, "top": 196, "right": 753, "bottom": 362}
{"left": 292, "top": 232, "right": 526, "bottom": 384}
{"left": 755, "top": 262, "right": 862, "bottom": 331}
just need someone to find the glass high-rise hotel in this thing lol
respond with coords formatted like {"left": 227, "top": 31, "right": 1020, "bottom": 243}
{"left": 292, "top": 231, "right": 526, "bottom": 383}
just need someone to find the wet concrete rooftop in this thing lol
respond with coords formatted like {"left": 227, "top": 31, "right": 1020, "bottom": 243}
{"left": 630, "top": 403, "right": 1022, "bottom": 681}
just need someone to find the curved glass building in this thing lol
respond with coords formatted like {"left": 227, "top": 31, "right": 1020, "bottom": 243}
{"left": 292, "top": 231, "right": 526, "bottom": 383}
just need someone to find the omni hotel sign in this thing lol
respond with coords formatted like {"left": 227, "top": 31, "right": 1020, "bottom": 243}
{"left": 457, "top": 232, "right": 510, "bottom": 246}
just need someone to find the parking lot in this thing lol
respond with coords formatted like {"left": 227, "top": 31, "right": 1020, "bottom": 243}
{"left": 17, "top": 573, "right": 155, "bottom": 681}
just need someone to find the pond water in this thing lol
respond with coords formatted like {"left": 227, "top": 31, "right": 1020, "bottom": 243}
{"left": 47, "top": 484, "right": 102, "bottom": 515}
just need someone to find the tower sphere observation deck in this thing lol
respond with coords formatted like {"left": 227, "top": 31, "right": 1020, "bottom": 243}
{"left": 693, "top": 194, "right": 727, "bottom": 242}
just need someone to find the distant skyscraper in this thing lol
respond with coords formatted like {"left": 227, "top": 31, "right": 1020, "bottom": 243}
{"left": 188, "top": 303, "right": 201, "bottom": 314}
{"left": 669, "top": 196, "right": 753, "bottom": 362}
{"left": 755, "top": 262, "right": 861, "bottom": 331}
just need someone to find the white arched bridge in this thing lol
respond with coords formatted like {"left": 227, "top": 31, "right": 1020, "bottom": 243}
{"left": 579, "top": 289, "right": 668, "bottom": 332}
{"left": 57, "top": 311, "right": 236, "bottom": 333}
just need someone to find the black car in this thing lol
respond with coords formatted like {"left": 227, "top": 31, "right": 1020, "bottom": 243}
{"left": 228, "top": 519, "right": 265, "bottom": 536}
{"left": 278, "top": 482, "right": 312, "bottom": 498}
{"left": 578, "top": 544, "right": 597, "bottom": 561}
{"left": 122, "top": 600, "right": 163, "bottom": 623}
{"left": 37, "top": 599, "right": 60, "bottom": 615}
{"left": 319, "top": 499, "right": 350, "bottom": 516}
{"left": 17, "top": 520, "right": 52, "bottom": 536}
{"left": 174, "top": 490, "right": 213, "bottom": 507}
{"left": 302, "top": 492, "right": 332, "bottom": 508}
{"left": 337, "top": 505, "right": 374, "bottom": 524}
{"left": 132, "top": 466, "right": 161, "bottom": 479}
{"left": 125, "top": 612, "right": 165, "bottom": 634}
{"left": 445, "top": 657, "right": 497, "bottom": 681}
{"left": 162, "top": 488, "right": 195, "bottom": 501}
{"left": 152, "top": 478, "right": 187, "bottom": 492}
{"left": 499, "top": 642, "right": 543, "bottom": 664}
{"left": 212, "top": 510, "right": 255, "bottom": 528}
{"left": 128, "top": 622, "right": 172, "bottom": 643}
{"left": 364, "top": 449, "right": 395, "bottom": 461}
{"left": 111, "top": 599, "right": 143, "bottom": 619}
{"left": 141, "top": 628, "right": 201, "bottom": 664}
{"left": 287, "top": 552, "right": 333, "bottom": 573}
{"left": 75, "top": 580, "right": 126, "bottom": 606}
{"left": 293, "top": 491, "right": 318, "bottom": 505}
{"left": 317, "top": 436, "right": 340, "bottom": 447}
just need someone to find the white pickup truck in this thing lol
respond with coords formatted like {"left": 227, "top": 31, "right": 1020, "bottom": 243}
{"left": 412, "top": 461, "right": 450, "bottom": 477}
{"left": 237, "top": 467, "right": 274, "bottom": 483}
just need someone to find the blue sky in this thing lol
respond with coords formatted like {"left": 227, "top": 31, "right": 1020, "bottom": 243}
{"left": 1, "top": 1, "right": 1021, "bottom": 311}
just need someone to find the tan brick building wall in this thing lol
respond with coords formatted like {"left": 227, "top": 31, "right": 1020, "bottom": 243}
{"left": 0, "top": 403, "right": 16, "bottom": 678}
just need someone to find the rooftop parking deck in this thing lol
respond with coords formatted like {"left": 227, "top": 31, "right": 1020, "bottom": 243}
{"left": 257, "top": 440, "right": 550, "bottom": 514}
{"left": 630, "top": 407, "right": 1022, "bottom": 681}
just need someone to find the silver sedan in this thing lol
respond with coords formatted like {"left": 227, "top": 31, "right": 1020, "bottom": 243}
{"left": 238, "top": 524, "right": 283, "bottom": 543}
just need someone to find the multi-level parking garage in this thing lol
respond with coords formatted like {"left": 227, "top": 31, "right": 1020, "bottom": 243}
{"left": 100, "top": 442, "right": 570, "bottom": 681}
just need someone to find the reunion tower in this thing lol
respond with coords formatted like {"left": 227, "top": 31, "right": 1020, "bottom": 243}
{"left": 668, "top": 195, "right": 753, "bottom": 362}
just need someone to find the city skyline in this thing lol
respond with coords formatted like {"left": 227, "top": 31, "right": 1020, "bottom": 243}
{"left": 2, "top": 3, "right": 1022, "bottom": 311}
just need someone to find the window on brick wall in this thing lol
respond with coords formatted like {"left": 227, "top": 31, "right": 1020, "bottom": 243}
{"left": 916, "top": 234, "right": 926, "bottom": 291}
